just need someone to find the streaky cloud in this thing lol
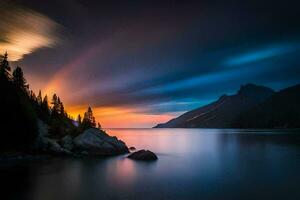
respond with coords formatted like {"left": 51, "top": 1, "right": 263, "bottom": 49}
{"left": 224, "top": 43, "right": 300, "bottom": 66}
{"left": 0, "top": 1, "right": 61, "bottom": 61}
{"left": 139, "top": 68, "right": 247, "bottom": 95}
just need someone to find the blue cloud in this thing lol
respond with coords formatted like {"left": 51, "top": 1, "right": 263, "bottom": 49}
{"left": 139, "top": 68, "right": 248, "bottom": 95}
{"left": 224, "top": 43, "right": 299, "bottom": 66}
{"left": 138, "top": 99, "right": 208, "bottom": 114}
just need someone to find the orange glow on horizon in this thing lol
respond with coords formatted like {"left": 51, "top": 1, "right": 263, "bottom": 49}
{"left": 42, "top": 71, "right": 178, "bottom": 128}
{"left": 66, "top": 105, "right": 177, "bottom": 128}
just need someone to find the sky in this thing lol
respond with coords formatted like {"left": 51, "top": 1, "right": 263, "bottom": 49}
{"left": 1, "top": 0, "right": 300, "bottom": 128}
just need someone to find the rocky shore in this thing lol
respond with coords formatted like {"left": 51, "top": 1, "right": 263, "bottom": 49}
{"left": 34, "top": 120, "right": 129, "bottom": 156}
{"left": 1, "top": 121, "right": 159, "bottom": 162}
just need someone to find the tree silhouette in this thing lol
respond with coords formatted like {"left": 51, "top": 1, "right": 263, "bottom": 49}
{"left": 82, "top": 106, "right": 96, "bottom": 129}
{"left": 51, "top": 94, "right": 59, "bottom": 115}
{"left": 41, "top": 95, "right": 50, "bottom": 120}
{"left": 51, "top": 94, "right": 66, "bottom": 116}
{"left": 57, "top": 97, "right": 65, "bottom": 115}
{"left": 0, "top": 51, "right": 108, "bottom": 145}
{"left": 0, "top": 52, "right": 38, "bottom": 150}
{"left": 37, "top": 90, "right": 43, "bottom": 105}
{"left": 0, "top": 52, "right": 83, "bottom": 147}
{"left": 13, "top": 66, "right": 29, "bottom": 91}
{"left": 77, "top": 114, "right": 82, "bottom": 124}
{"left": 0, "top": 52, "right": 11, "bottom": 79}
{"left": 30, "top": 90, "right": 37, "bottom": 101}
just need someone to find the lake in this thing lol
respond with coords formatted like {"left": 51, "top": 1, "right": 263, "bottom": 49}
{"left": 2, "top": 129, "right": 300, "bottom": 200}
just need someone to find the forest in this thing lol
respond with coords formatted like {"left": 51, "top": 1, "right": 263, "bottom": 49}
{"left": 0, "top": 52, "right": 100, "bottom": 152}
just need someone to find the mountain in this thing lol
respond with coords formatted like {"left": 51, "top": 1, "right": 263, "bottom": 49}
{"left": 234, "top": 84, "right": 300, "bottom": 128}
{"left": 154, "top": 84, "right": 275, "bottom": 128}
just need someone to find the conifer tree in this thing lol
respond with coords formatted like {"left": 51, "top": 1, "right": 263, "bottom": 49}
{"left": 51, "top": 94, "right": 59, "bottom": 114}
{"left": 57, "top": 97, "right": 65, "bottom": 115}
{"left": 41, "top": 95, "right": 50, "bottom": 115}
{"left": 0, "top": 52, "right": 11, "bottom": 79}
{"left": 82, "top": 106, "right": 96, "bottom": 128}
{"left": 37, "top": 90, "right": 43, "bottom": 105}
{"left": 13, "top": 66, "right": 28, "bottom": 91}
{"left": 92, "top": 116, "right": 96, "bottom": 127}
{"left": 77, "top": 114, "right": 82, "bottom": 124}
{"left": 30, "top": 90, "right": 37, "bottom": 101}
{"left": 60, "top": 102, "right": 65, "bottom": 115}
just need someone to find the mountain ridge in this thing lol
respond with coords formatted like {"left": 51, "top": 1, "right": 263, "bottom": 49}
{"left": 154, "top": 83, "right": 281, "bottom": 128}
{"left": 234, "top": 83, "right": 300, "bottom": 128}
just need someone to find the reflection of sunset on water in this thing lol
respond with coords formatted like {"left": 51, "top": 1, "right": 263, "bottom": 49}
{"left": 107, "top": 129, "right": 198, "bottom": 154}
{"left": 105, "top": 158, "right": 137, "bottom": 187}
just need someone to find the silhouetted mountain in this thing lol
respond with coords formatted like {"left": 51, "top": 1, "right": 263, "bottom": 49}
{"left": 234, "top": 84, "right": 300, "bottom": 128}
{"left": 154, "top": 84, "right": 275, "bottom": 128}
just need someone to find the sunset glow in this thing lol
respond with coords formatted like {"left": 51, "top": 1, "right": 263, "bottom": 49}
{"left": 66, "top": 105, "right": 178, "bottom": 128}
{"left": 2, "top": 0, "right": 300, "bottom": 128}
{"left": 1, "top": 1, "right": 300, "bottom": 200}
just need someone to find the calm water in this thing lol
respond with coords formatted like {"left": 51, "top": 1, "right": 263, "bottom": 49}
{"left": 2, "top": 129, "right": 300, "bottom": 200}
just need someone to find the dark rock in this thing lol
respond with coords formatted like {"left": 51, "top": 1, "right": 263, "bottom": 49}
{"left": 73, "top": 128, "right": 129, "bottom": 156}
{"left": 129, "top": 147, "right": 136, "bottom": 151}
{"left": 35, "top": 120, "right": 71, "bottom": 155}
{"left": 60, "top": 135, "right": 74, "bottom": 151}
{"left": 127, "top": 150, "right": 158, "bottom": 161}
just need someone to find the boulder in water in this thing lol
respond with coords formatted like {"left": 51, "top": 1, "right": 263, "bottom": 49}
{"left": 127, "top": 150, "right": 158, "bottom": 161}
{"left": 129, "top": 146, "right": 136, "bottom": 151}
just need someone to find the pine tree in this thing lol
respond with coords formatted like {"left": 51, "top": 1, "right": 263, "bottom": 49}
{"left": 0, "top": 52, "right": 11, "bottom": 79}
{"left": 37, "top": 90, "right": 43, "bottom": 105}
{"left": 12, "top": 66, "right": 28, "bottom": 91}
{"left": 41, "top": 95, "right": 50, "bottom": 115}
{"left": 82, "top": 106, "right": 96, "bottom": 128}
{"left": 92, "top": 116, "right": 96, "bottom": 127}
{"left": 60, "top": 102, "right": 65, "bottom": 115}
{"left": 77, "top": 114, "right": 82, "bottom": 124}
{"left": 51, "top": 94, "right": 59, "bottom": 114}
{"left": 57, "top": 97, "right": 65, "bottom": 115}
{"left": 30, "top": 90, "right": 37, "bottom": 101}
{"left": 97, "top": 122, "right": 102, "bottom": 129}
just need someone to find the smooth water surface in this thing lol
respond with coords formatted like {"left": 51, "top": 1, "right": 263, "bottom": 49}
{"left": 2, "top": 129, "right": 300, "bottom": 200}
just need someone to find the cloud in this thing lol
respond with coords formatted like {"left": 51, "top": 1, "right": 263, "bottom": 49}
{"left": 10, "top": 1, "right": 300, "bottom": 127}
{"left": 0, "top": 1, "right": 60, "bottom": 61}
{"left": 224, "top": 43, "right": 300, "bottom": 66}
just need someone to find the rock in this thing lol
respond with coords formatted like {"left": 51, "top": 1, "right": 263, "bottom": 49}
{"left": 34, "top": 119, "right": 49, "bottom": 150}
{"left": 35, "top": 120, "right": 128, "bottom": 157}
{"left": 60, "top": 135, "right": 74, "bottom": 151}
{"left": 73, "top": 128, "right": 129, "bottom": 156}
{"left": 127, "top": 150, "right": 158, "bottom": 161}
{"left": 80, "top": 151, "right": 89, "bottom": 155}
{"left": 47, "top": 138, "right": 71, "bottom": 155}
{"left": 34, "top": 120, "right": 49, "bottom": 150}
{"left": 35, "top": 119, "right": 71, "bottom": 155}
{"left": 37, "top": 119, "right": 49, "bottom": 137}
{"left": 129, "top": 147, "right": 136, "bottom": 151}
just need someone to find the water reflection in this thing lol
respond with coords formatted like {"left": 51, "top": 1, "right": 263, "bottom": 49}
{"left": 1, "top": 129, "right": 300, "bottom": 200}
